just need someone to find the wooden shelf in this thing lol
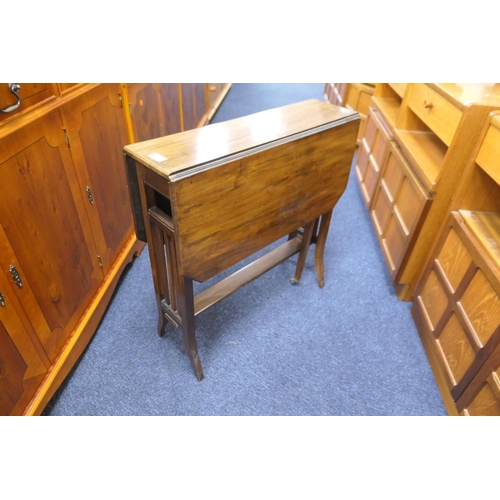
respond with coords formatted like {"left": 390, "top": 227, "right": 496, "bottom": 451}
{"left": 476, "top": 117, "right": 500, "bottom": 186}
{"left": 388, "top": 83, "right": 407, "bottom": 99}
{"left": 460, "top": 210, "right": 500, "bottom": 269}
{"left": 372, "top": 97, "right": 402, "bottom": 130}
{"left": 393, "top": 129, "right": 447, "bottom": 191}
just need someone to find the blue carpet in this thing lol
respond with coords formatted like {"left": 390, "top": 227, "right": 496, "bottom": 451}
{"left": 42, "top": 84, "right": 446, "bottom": 416}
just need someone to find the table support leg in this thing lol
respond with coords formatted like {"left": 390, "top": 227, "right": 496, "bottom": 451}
{"left": 314, "top": 209, "right": 333, "bottom": 288}
{"left": 177, "top": 275, "right": 204, "bottom": 381}
{"left": 290, "top": 220, "right": 316, "bottom": 284}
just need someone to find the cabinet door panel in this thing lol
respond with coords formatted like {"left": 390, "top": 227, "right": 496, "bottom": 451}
{"left": 181, "top": 83, "right": 206, "bottom": 131}
{"left": 0, "top": 279, "right": 48, "bottom": 416}
{"left": 0, "top": 109, "right": 102, "bottom": 361}
{"left": 160, "top": 84, "right": 182, "bottom": 135}
{"left": 370, "top": 143, "right": 432, "bottom": 280}
{"left": 127, "top": 83, "right": 162, "bottom": 142}
{"left": 355, "top": 108, "right": 391, "bottom": 207}
{"left": 59, "top": 84, "right": 134, "bottom": 273}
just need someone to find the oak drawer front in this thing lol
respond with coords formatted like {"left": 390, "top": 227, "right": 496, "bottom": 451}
{"left": 412, "top": 212, "right": 500, "bottom": 414}
{"left": 370, "top": 142, "right": 431, "bottom": 278}
{"left": 476, "top": 121, "right": 500, "bottom": 186}
{"left": 407, "top": 84, "right": 462, "bottom": 147}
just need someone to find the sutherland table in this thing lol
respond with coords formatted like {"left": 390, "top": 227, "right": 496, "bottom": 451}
{"left": 124, "top": 99, "right": 359, "bottom": 380}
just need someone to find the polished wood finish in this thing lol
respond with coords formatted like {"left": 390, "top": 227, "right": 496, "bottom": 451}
{"left": 355, "top": 106, "right": 392, "bottom": 208}
{"left": 370, "top": 141, "right": 432, "bottom": 289}
{"left": 0, "top": 274, "right": 49, "bottom": 416}
{"left": 180, "top": 83, "right": 206, "bottom": 131}
{"left": 412, "top": 211, "right": 500, "bottom": 415}
{"left": 122, "top": 83, "right": 231, "bottom": 143}
{"left": 325, "top": 83, "right": 375, "bottom": 143}
{"left": 125, "top": 99, "right": 359, "bottom": 379}
{"left": 356, "top": 84, "right": 500, "bottom": 300}
{"left": 125, "top": 83, "right": 163, "bottom": 143}
{"left": 0, "top": 81, "right": 230, "bottom": 415}
{"left": 411, "top": 111, "right": 500, "bottom": 415}
{"left": 0, "top": 108, "right": 102, "bottom": 362}
{"left": 0, "top": 83, "right": 56, "bottom": 123}
{"left": 59, "top": 84, "right": 135, "bottom": 275}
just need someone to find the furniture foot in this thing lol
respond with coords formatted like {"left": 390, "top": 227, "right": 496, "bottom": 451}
{"left": 314, "top": 210, "right": 333, "bottom": 288}
{"left": 157, "top": 313, "right": 168, "bottom": 337}
{"left": 291, "top": 220, "right": 316, "bottom": 284}
{"left": 178, "top": 275, "right": 204, "bottom": 381}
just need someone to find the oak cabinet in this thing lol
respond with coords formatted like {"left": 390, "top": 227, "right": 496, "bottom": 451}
{"left": 411, "top": 111, "right": 500, "bottom": 416}
{"left": 370, "top": 141, "right": 432, "bottom": 283}
{"left": 412, "top": 211, "right": 500, "bottom": 415}
{"left": 355, "top": 83, "right": 500, "bottom": 300}
{"left": 355, "top": 106, "right": 392, "bottom": 208}
{"left": 324, "top": 83, "right": 375, "bottom": 143}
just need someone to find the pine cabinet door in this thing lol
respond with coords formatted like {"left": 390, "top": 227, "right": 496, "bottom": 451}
{"left": 0, "top": 109, "right": 103, "bottom": 362}
{"left": 59, "top": 84, "right": 134, "bottom": 274}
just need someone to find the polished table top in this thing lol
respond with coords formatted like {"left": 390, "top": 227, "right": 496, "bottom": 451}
{"left": 124, "top": 99, "right": 358, "bottom": 180}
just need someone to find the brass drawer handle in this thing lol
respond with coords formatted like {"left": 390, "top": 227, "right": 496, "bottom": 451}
{"left": 10, "top": 265, "right": 23, "bottom": 288}
{"left": 0, "top": 83, "right": 22, "bottom": 114}
{"left": 423, "top": 100, "right": 433, "bottom": 109}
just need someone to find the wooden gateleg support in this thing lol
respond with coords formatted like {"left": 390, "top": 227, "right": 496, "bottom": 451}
{"left": 314, "top": 209, "right": 333, "bottom": 288}
{"left": 147, "top": 203, "right": 334, "bottom": 381}
{"left": 290, "top": 220, "right": 316, "bottom": 285}
{"left": 177, "top": 276, "right": 204, "bottom": 381}
{"left": 290, "top": 209, "right": 333, "bottom": 288}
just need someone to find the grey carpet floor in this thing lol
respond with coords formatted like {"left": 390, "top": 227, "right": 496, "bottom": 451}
{"left": 42, "top": 84, "right": 447, "bottom": 416}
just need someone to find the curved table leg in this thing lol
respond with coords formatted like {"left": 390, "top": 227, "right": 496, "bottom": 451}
{"left": 314, "top": 210, "right": 333, "bottom": 289}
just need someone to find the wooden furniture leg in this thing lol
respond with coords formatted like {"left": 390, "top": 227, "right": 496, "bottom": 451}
{"left": 314, "top": 209, "right": 333, "bottom": 288}
{"left": 291, "top": 220, "right": 316, "bottom": 284}
{"left": 177, "top": 275, "right": 204, "bottom": 381}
